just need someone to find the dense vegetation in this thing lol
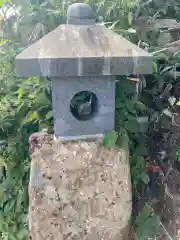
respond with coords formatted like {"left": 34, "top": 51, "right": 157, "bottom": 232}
{"left": 0, "top": 0, "right": 180, "bottom": 239}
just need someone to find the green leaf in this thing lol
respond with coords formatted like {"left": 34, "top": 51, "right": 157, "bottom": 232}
{"left": 0, "top": 210, "right": 4, "bottom": 226}
{"left": 135, "top": 101, "right": 146, "bottom": 113}
{"left": 133, "top": 155, "right": 145, "bottom": 169}
{"left": 16, "top": 190, "right": 23, "bottom": 212}
{"left": 22, "top": 186, "right": 29, "bottom": 207}
{"left": 128, "top": 12, "right": 132, "bottom": 25}
{"left": 125, "top": 117, "right": 140, "bottom": 133}
{"left": 173, "top": 49, "right": 180, "bottom": 57}
{"left": 117, "top": 129, "right": 129, "bottom": 152}
{"left": 103, "top": 131, "right": 118, "bottom": 148}
{"left": 140, "top": 172, "right": 150, "bottom": 185}
{"left": 153, "top": 62, "right": 158, "bottom": 73}
{"left": 36, "top": 91, "right": 50, "bottom": 106}
{"left": 160, "top": 66, "right": 173, "bottom": 75}
{"left": 177, "top": 150, "right": 180, "bottom": 161}
{"left": 17, "top": 228, "right": 28, "bottom": 239}
{"left": 0, "top": 39, "right": 8, "bottom": 46}
{"left": 125, "top": 100, "right": 136, "bottom": 113}
{"left": 116, "top": 97, "right": 125, "bottom": 108}
{"left": 0, "top": 156, "right": 5, "bottom": 167}
{"left": 135, "top": 203, "right": 154, "bottom": 227}
{"left": 137, "top": 116, "right": 149, "bottom": 133}
{"left": 118, "top": 78, "right": 137, "bottom": 94}
{"left": 133, "top": 145, "right": 148, "bottom": 156}
{"left": 0, "top": 185, "right": 4, "bottom": 200}
{"left": 8, "top": 232, "right": 18, "bottom": 240}
{"left": 176, "top": 100, "right": 180, "bottom": 106}
{"left": 26, "top": 111, "right": 39, "bottom": 123}
{"left": 137, "top": 214, "right": 161, "bottom": 240}
{"left": 4, "top": 199, "right": 16, "bottom": 214}
{"left": 46, "top": 110, "right": 53, "bottom": 120}
{"left": 1, "top": 122, "right": 12, "bottom": 130}
{"left": 18, "top": 88, "right": 25, "bottom": 101}
{"left": 0, "top": 0, "right": 8, "bottom": 7}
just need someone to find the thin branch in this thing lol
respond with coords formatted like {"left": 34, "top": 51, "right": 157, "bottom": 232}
{"left": 160, "top": 222, "right": 173, "bottom": 240}
{"left": 165, "top": 40, "right": 180, "bottom": 48}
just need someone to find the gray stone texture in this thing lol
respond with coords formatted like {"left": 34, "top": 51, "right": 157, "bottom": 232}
{"left": 15, "top": 21, "right": 153, "bottom": 77}
{"left": 52, "top": 76, "right": 115, "bottom": 140}
{"left": 67, "top": 2, "right": 95, "bottom": 25}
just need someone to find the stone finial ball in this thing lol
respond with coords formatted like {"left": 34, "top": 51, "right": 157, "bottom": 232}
{"left": 67, "top": 3, "right": 94, "bottom": 21}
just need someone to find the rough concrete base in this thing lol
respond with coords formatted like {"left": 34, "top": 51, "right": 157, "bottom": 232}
{"left": 28, "top": 133, "right": 132, "bottom": 240}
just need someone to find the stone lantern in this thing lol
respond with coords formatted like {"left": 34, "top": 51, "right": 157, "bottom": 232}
{"left": 15, "top": 3, "right": 153, "bottom": 140}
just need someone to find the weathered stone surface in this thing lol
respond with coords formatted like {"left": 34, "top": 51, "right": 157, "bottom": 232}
{"left": 28, "top": 133, "right": 132, "bottom": 240}
{"left": 51, "top": 76, "right": 116, "bottom": 140}
{"left": 67, "top": 3, "right": 95, "bottom": 25}
{"left": 15, "top": 23, "right": 153, "bottom": 77}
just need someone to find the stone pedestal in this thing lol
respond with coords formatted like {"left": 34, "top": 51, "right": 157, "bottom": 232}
{"left": 28, "top": 133, "right": 132, "bottom": 240}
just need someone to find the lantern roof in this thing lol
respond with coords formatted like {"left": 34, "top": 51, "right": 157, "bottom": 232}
{"left": 15, "top": 3, "right": 153, "bottom": 77}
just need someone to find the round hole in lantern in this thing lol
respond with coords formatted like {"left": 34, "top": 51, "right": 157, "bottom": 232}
{"left": 70, "top": 91, "right": 98, "bottom": 121}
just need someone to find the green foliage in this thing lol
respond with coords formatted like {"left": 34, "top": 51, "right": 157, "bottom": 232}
{"left": 177, "top": 147, "right": 180, "bottom": 162}
{"left": 115, "top": 77, "right": 150, "bottom": 187}
{"left": 104, "top": 76, "right": 149, "bottom": 187}
{"left": 103, "top": 130, "right": 118, "bottom": 148}
{"left": 0, "top": 73, "right": 52, "bottom": 237}
{"left": 135, "top": 204, "right": 161, "bottom": 240}
{"left": 87, "top": 0, "right": 137, "bottom": 19}
{"left": 0, "top": 2, "right": 54, "bottom": 238}
{"left": 135, "top": 0, "right": 180, "bottom": 20}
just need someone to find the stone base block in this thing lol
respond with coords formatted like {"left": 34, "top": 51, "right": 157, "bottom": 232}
{"left": 28, "top": 133, "right": 132, "bottom": 240}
